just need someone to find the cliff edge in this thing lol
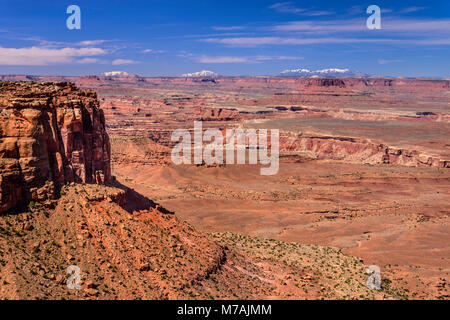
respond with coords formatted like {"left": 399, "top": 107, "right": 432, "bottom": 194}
{"left": 0, "top": 81, "right": 111, "bottom": 213}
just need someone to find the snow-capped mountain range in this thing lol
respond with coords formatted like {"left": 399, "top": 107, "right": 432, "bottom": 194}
{"left": 182, "top": 70, "right": 219, "bottom": 78}
{"left": 280, "top": 68, "right": 368, "bottom": 77}
{"left": 181, "top": 68, "right": 368, "bottom": 78}
{"left": 103, "top": 71, "right": 129, "bottom": 76}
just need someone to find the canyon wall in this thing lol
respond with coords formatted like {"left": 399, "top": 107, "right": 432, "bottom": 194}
{"left": 279, "top": 134, "right": 449, "bottom": 168}
{"left": 0, "top": 81, "right": 111, "bottom": 213}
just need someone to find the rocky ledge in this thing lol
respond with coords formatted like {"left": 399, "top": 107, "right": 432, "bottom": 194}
{"left": 0, "top": 81, "right": 111, "bottom": 213}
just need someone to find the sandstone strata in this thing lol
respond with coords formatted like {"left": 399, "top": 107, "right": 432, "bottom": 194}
{"left": 0, "top": 81, "right": 111, "bottom": 212}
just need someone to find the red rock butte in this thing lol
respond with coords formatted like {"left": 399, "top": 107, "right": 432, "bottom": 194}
{"left": 0, "top": 81, "right": 111, "bottom": 213}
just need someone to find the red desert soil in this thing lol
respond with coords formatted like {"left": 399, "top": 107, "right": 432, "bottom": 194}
{"left": 99, "top": 75, "right": 448, "bottom": 300}
{"left": 1, "top": 183, "right": 404, "bottom": 300}
{"left": 1, "top": 77, "right": 449, "bottom": 299}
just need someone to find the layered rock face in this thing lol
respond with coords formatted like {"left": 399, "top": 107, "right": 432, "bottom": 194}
{"left": 278, "top": 134, "right": 449, "bottom": 168}
{"left": 0, "top": 81, "right": 111, "bottom": 212}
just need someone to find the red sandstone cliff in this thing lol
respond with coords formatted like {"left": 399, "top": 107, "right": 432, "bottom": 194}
{"left": 0, "top": 81, "right": 111, "bottom": 212}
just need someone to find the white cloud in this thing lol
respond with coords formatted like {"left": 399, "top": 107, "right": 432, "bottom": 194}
{"left": 0, "top": 46, "right": 106, "bottom": 65}
{"left": 401, "top": 7, "right": 427, "bottom": 13}
{"left": 203, "top": 36, "right": 450, "bottom": 47}
{"left": 272, "top": 19, "right": 365, "bottom": 32}
{"left": 197, "top": 56, "right": 249, "bottom": 63}
{"left": 254, "top": 55, "right": 302, "bottom": 61}
{"left": 141, "top": 49, "right": 165, "bottom": 53}
{"left": 378, "top": 59, "right": 404, "bottom": 64}
{"left": 273, "top": 18, "right": 450, "bottom": 33}
{"left": 306, "top": 11, "right": 335, "bottom": 16}
{"left": 112, "top": 58, "right": 139, "bottom": 65}
{"left": 202, "top": 37, "right": 350, "bottom": 46}
{"left": 381, "top": 8, "right": 394, "bottom": 14}
{"left": 269, "top": 2, "right": 305, "bottom": 14}
{"left": 78, "top": 40, "right": 107, "bottom": 46}
{"left": 212, "top": 26, "right": 245, "bottom": 31}
{"left": 203, "top": 37, "right": 280, "bottom": 46}
{"left": 77, "top": 58, "right": 102, "bottom": 64}
{"left": 269, "top": 2, "right": 333, "bottom": 16}
{"left": 383, "top": 18, "right": 450, "bottom": 32}
{"left": 195, "top": 55, "right": 302, "bottom": 63}
{"left": 177, "top": 51, "right": 194, "bottom": 58}
{"left": 202, "top": 17, "right": 450, "bottom": 47}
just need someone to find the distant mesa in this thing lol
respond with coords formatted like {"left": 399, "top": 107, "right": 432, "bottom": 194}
{"left": 280, "top": 68, "right": 368, "bottom": 77}
{"left": 182, "top": 70, "right": 219, "bottom": 78}
{"left": 103, "top": 71, "right": 129, "bottom": 77}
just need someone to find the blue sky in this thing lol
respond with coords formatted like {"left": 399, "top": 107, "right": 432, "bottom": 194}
{"left": 0, "top": 0, "right": 448, "bottom": 77}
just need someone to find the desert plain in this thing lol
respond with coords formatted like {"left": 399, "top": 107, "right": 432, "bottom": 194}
{"left": 0, "top": 75, "right": 448, "bottom": 299}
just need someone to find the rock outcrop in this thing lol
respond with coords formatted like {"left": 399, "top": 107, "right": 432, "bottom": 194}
{"left": 279, "top": 134, "right": 449, "bottom": 168}
{"left": 0, "top": 81, "right": 111, "bottom": 213}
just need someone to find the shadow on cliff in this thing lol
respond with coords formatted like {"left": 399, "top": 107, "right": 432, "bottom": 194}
{"left": 111, "top": 179, "right": 174, "bottom": 215}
